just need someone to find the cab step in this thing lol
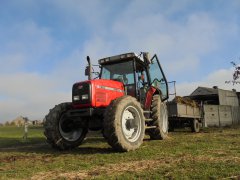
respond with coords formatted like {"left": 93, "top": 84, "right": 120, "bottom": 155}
{"left": 145, "top": 118, "right": 153, "bottom": 122}
{"left": 145, "top": 125, "right": 157, "bottom": 129}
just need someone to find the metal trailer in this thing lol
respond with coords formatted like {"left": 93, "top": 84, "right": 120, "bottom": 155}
{"left": 167, "top": 101, "right": 202, "bottom": 132}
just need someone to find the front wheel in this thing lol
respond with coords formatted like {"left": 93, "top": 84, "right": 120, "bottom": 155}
{"left": 44, "top": 103, "right": 88, "bottom": 150}
{"left": 104, "top": 96, "right": 145, "bottom": 152}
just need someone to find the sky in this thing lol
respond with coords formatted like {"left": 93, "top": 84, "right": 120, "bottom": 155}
{"left": 0, "top": 0, "right": 240, "bottom": 123}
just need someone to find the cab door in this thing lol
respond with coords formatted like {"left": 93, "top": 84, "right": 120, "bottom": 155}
{"left": 148, "top": 54, "right": 169, "bottom": 101}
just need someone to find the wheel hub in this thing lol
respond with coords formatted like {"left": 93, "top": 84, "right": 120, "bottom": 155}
{"left": 121, "top": 106, "right": 141, "bottom": 143}
{"left": 59, "top": 115, "right": 83, "bottom": 142}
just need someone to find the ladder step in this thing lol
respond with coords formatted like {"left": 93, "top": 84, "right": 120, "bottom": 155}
{"left": 145, "top": 126, "right": 157, "bottom": 129}
{"left": 145, "top": 118, "right": 153, "bottom": 122}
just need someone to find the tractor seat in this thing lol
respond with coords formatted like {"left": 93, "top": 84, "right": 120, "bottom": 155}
{"left": 112, "top": 77, "right": 124, "bottom": 84}
{"left": 112, "top": 76, "right": 128, "bottom": 85}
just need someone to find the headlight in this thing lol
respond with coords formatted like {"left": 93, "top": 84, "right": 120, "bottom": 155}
{"left": 82, "top": 94, "right": 89, "bottom": 100}
{"left": 73, "top": 95, "right": 80, "bottom": 101}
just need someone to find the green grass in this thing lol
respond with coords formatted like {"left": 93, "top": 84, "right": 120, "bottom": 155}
{"left": 0, "top": 126, "right": 240, "bottom": 179}
{"left": 0, "top": 126, "right": 44, "bottom": 148}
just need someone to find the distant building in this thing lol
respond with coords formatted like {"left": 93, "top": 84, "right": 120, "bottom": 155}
{"left": 190, "top": 86, "right": 239, "bottom": 106}
{"left": 11, "top": 116, "right": 28, "bottom": 127}
{"left": 32, "top": 120, "right": 43, "bottom": 126}
{"left": 190, "top": 86, "right": 240, "bottom": 127}
{"left": 5, "top": 116, "right": 44, "bottom": 127}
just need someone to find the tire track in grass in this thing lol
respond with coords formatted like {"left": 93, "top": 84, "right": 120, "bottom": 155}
{"left": 30, "top": 155, "right": 240, "bottom": 179}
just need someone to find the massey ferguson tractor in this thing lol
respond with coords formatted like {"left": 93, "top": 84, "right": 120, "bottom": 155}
{"left": 44, "top": 52, "right": 169, "bottom": 152}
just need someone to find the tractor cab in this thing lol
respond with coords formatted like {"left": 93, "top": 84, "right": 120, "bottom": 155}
{"left": 97, "top": 52, "right": 169, "bottom": 105}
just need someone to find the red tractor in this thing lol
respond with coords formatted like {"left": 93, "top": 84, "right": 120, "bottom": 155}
{"left": 44, "top": 52, "right": 169, "bottom": 152}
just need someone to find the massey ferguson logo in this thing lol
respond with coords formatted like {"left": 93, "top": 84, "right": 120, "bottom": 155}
{"left": 225, "top": 61, "right": 240, "bottom": 85}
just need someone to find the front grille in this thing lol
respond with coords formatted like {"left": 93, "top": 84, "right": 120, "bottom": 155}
{"left": 72, "top": 82, "right": 91, "bottom": 104}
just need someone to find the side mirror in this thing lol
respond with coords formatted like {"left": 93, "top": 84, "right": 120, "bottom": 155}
{"left": 85, "top": 66, "right": 90, "bottom": 76}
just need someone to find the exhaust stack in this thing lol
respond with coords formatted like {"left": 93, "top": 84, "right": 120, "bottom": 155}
{"left": 86, "top": 56, "right": 92, "bottom": 80}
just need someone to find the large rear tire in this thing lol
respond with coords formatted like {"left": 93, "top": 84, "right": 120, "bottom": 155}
{"left": 149, "top": 95, "right": 168, "bottom": 140}
{"left": 104, "top": 96, "right": 145, "bottom": 152}
{"left": 44, "top": 103, "right": 88, "bottom": 150}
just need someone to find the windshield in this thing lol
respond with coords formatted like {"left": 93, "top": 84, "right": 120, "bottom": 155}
{"left": 101, "top": 61, "right": 134, "bottom": 85}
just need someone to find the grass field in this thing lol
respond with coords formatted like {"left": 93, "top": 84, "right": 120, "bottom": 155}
{"left": 0, "top": 126, "right": 240, "bottom": 179}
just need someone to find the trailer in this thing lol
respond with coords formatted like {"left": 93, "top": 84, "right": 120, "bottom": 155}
{"left": 167, "top": 100, "right": 202, "bottom": 132}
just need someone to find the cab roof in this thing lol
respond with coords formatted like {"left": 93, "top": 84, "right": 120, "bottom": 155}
{"left": 98, "top": 52, "right": 145, "bottom": 65}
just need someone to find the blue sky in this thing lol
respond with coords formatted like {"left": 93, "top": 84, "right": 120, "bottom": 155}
{"left": 0, "top": 0, "right": 240, "bottom": 122}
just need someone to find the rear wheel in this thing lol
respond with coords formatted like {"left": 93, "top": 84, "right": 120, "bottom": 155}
{"left": 149, "top": 95, "right": 168, "bottom": 140}
{"left": 104, "top": 96, "right": 145, "bottom": 152}
{"left": 44, "top": 103, "right": 88, "bottom": 150}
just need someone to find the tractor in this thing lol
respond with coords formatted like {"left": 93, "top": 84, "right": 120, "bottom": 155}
{"left": 44, "top": 52, "right": 169, "bottom": 152}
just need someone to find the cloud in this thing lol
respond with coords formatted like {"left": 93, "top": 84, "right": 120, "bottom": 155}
{"left": 81, "top": 37, "right": 115, "bottom": 62}
{"left": 0, "top": 72, "right": 71, "bottom": 122}
{"left": 112, "top": 11, "right": 225, "bottom": 76}
{"left": 0, "top": 1, "right": 240, "bottom": 123}
{"left": 175, "top": 67, "right": 239, "bottom": 97}
{"left": 0, "top": 54, "right": 26, "bottom": 73}
{"left": 49, "top": 0, "right": 122, "bottom": 33}
{"left": 0, "top": 19, "right": 76, "bottom": 122}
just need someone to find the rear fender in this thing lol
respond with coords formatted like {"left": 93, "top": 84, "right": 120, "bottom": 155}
{"left": 144, "top": 87, "right": 162, "bottom": 110}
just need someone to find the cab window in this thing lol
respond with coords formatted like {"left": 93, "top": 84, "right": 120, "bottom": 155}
{"left": 149, "top": 55, "right": 168, "bottom": 101}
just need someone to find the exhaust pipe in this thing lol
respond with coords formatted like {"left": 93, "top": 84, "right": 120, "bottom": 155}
{"left": 86, "top": 56, "right": 92, "bottom": 80}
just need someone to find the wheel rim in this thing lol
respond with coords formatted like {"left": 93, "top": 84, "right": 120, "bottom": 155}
{"left": 59, "top": 115, "right": 83, "bottom": 142}
{"left": 121, "top": 106, "right": 142, "bottom": 143}
{"left": 161, "top": 103, "right": 168, "bottom": 133}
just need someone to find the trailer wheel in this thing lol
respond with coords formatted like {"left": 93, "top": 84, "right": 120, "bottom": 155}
{"left": 191, "top": 119, "right": 200, "bottom": 133}
{"left": 149, "top": 95, "right": 168, "bottom": 140}
{"left": 104, "top": 96, "right": 145, "bottom": 152}
{"left": 168, "top": 121, "right": 175, "bottom": 132}
{"left": 44, "top": 102, "right": 88, "bottom": 150}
